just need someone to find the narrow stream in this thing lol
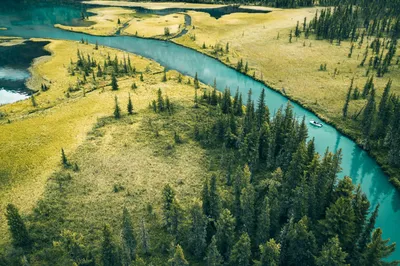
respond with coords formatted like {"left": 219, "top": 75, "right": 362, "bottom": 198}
{"left": 1, "top": 4, "right": 399, "bottom": 260}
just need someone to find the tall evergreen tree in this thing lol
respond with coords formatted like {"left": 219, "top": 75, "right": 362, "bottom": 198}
{"left": 215, "top": 209, "right": 235, "bottom": 260}
{"left": 5, "top": 204, "right": 32, "bottom": 249}
{"left": 315, "top": 236, "right": 348, "bottom": 266}
{"left": 111, "top": 74, "right": 119, "bottom": 91}
{"left": 342, "top": 78, "right": 353, "bottom": 118}
{"left": 258, "top": 238, "right": 280, "bottom": 266}
{"left": 169, "top": 245, "right": 189, "bottom": 266}
{"left": 256, "top": 196, "right": 271, "bottom": 247}
{"left": 121, "top": 207, "right": 136, "bottom": 264}
{"left": 361, "top": 87, "right": 376, "bottom": 142}
{"left": 363, "top": 228, "right": 398, "bottom": 265}
{"left": 188, "top": 200, "right": 207, "bottom": 258}
{"left": 114, "top": 96, "right": 121, "bottom": 119}
{"left": 204, "top": 236, "right": 223, "bottom": 266}
{"left": 229, "top": 233, "right": 252, "bottom": 266}
{"left": 102, "top": 225, "right": 121, "bottom": 266}
{"left": 127, "top": 93, "right": 134, "bottom": 115}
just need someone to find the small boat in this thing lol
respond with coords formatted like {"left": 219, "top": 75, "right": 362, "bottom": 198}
{"left": 310, "top": 120, "right": 323, "bottom": 128}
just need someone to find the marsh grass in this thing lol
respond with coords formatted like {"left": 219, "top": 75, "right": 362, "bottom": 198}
{"left": 0, "top": 39, "right": 207, "bottom": 246}
{"left": 22, "top": 96, "right": 210, "bottom": 264}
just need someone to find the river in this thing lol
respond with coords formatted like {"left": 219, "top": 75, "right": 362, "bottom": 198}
{"left": 0, "top": 3, "right": 399, "bottom": 261}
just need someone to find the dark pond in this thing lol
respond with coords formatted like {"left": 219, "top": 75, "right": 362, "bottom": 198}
{"left": 0, "top": 40, "right": 50, "bottom": 105}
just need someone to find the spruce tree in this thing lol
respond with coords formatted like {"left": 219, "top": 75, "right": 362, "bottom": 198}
{"left": 342, "top": 78, "right": 353, "bottom": 118}
{"left": 114, "top": 96, "right": 121, "bottom": 119}
{"left": 229, "top": 233, "right": 251, "bottom": 266}
{"left": 188, "top": 200, "right": 207, "bottom": 258}
{"left": 127, "top": 93, "right": 133, "bottom": 115}
{"left": 140, "top": 218, "right": 150, "bottom": 255}
{"left": 194, "top": 72, "right": 200, "bottom": 89}
{"left": 319, "top": 197, "right": 356, "bottom": 252}
{"left": 61, "top": 148, "right": 69, "bottom": 167}
{"left": 240, "top": 184, "right": 255, "bottom": 237}
{"left": 102, "top": 225, "right": 121, "bottom": 266}
{"left": 111, "top": 74, "right": 119, "bottom": 91}
{"left": 363, "top": 228, "right": 398, "bottom": 265}
{"left": 258, "top": 238, "right": 280, "bottom": 266}
{"left": 168, "top": 245, "right": 188, "bottom": 266}
{"left": 281, "top": 217, "right": 317, "bottom": 266}
{"left": 215, "top": 209, "right": 235, "bottom": 260}
{"left": 5, "top": 204, "right": 32, "bottom": 249}
{"left": 121, "top": 207, "right": 136, "bottom": 263}
{"left": 315, "top": 236, "right": 348, "bottom": 266}
{"left": 208, "top": 174, "right": 221, "bottom": 221}
{"left": 361, "top": 87, "right": 376, "bottom": 141}
{"left": 204, "top": 236, "right": 223, "bottom": 266}
{"left": 256, "top": 196, "right": 270, "bottom": 247}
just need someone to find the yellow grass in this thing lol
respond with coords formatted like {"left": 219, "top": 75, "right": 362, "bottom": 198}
{"left": 0, "top": 37, "right": 24, "bottom": 46}
{"left": 174, "top": 8, "right": 400, "bottom": 126}
{"left": 55, "top": 7, "right": 135, "bottom": 36}
{"left": 0, "top": 38, "right": 203, "bottom": 246}
{"left": 123, "top": 13, "right": 185, "bottom": 38}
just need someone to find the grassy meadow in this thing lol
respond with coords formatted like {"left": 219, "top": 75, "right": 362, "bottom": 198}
{"left": 0, "top": 38, "right": 206, "bottom": 247}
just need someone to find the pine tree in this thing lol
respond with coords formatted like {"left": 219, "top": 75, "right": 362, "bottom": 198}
{"left": 319, "top": 197, "right": 356, "bottom": 252}
{"left": 315, "top": 236, "right": 348, "bottom": 266}
{"left": 342, "top": 78, "right": 353, "bottom": 118}
{"left": 230, "top": 233, "right": 251, "bottom": 266}
{"left": 375, "top": 79, "right": 392, "bottom": 138}
{"left": 121, "top": 207, "right": 137, "bottom": 264}
{"left": 168, "top": 245, "right": 188, "bottom": 266}
{"left": 5, "top": 204, "right": 32, "bottom": 249}
{"left": 256, "top": 88, "right": 268, "bottom": 129}
{"left": 157, "top": 88, "right": 164, "bottom": 112}
{"left": 204, "top": 236, "right": 223, "bottom": 266}
{"left": 61, "top": 148, "right": 69, "bottom": 167}
{"left": 111, "top": 74, "right": 119, "bottom": 91}
{"left": 31, "top": 94, "right": 37, "bottom": 107}
{"left": 256, "top": 196, "right": 270, "bottom": 247}
{"left": 162, "top": 70, "right": 167, "bottom": 82}
{"left": 194, "top": 72, "right": 200, "bottom": 89}
{"left": 140, "top": 218, "right": 150, "bottom": 255}
{"left": 95, "top": 41, "right": 99, "bottom": 50}
{"left": 281, "top": 217, "right": 317, "bottom": 266}
{"left": 208, "top": 174, "right": 221, "bottom": 220}
{"left": 240, "top": 184, "right": 255, "bottom": 237}
{"left": 361, "top": 87, "right": 376, "bottom": 141}
{"left": 188, "top": 200, "right": 207, "bottom": 258}
{"left": 127, "top": 93, "right": 133, "bottom": 115}
{"left": 363, "top": 228, "right": 398, "bottom": 265}
{"left": 102, "top": 225, "right": 121, "bottom": 266}
{"left": 114, "top": 96, "right": 121, "bottom": 119}
{"left": 258, "top": 238, "right": 280, "bottom": 266}
{"left": 215, "top": 209, "right": 235, "bottom": 260}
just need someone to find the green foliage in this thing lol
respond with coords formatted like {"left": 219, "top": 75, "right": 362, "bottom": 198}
{"left": 315, "top": 236, "right": 348, "bottom": 266}
{"left": 121, "top": 207, "right": 137, "bottom": 263}
{"left": 114, "top": 96, "right": 121, "bottom": 119}
{"left": 168, "top": 245, "right": 188, "bottom": 266}
{"left": 187, "top": 200, "right": 207, "bottom": 258}
{"left": 102, "top": 225, "right": 121, "bottom": 266}
{"left": 5, "top": 204, "right": 32, "bottom": 250}
{"left": 111, "top": 74, "right": 119, "bottom": 91}
{"left": 127, "top": 93, "right": 134, "bottom": 115}
{"left": 257, "top": 238, "right": 280, "bottom": 266}
{"left": 204, "top": 236, "right": 223, "bottom": 266}
{"left": 229, "top": 233, "right": 251, "bottom": 266}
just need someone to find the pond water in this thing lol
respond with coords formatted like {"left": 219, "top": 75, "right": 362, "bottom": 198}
{"left": 1, "top": 3, "right": 400, "bottom": 261}
{"left": 0, "top": 40, "right": 50, "bottom": 105}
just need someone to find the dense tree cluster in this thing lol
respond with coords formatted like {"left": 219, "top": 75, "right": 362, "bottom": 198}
{"left": 3, "top": 86, "right": 399, "bottom": 265}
